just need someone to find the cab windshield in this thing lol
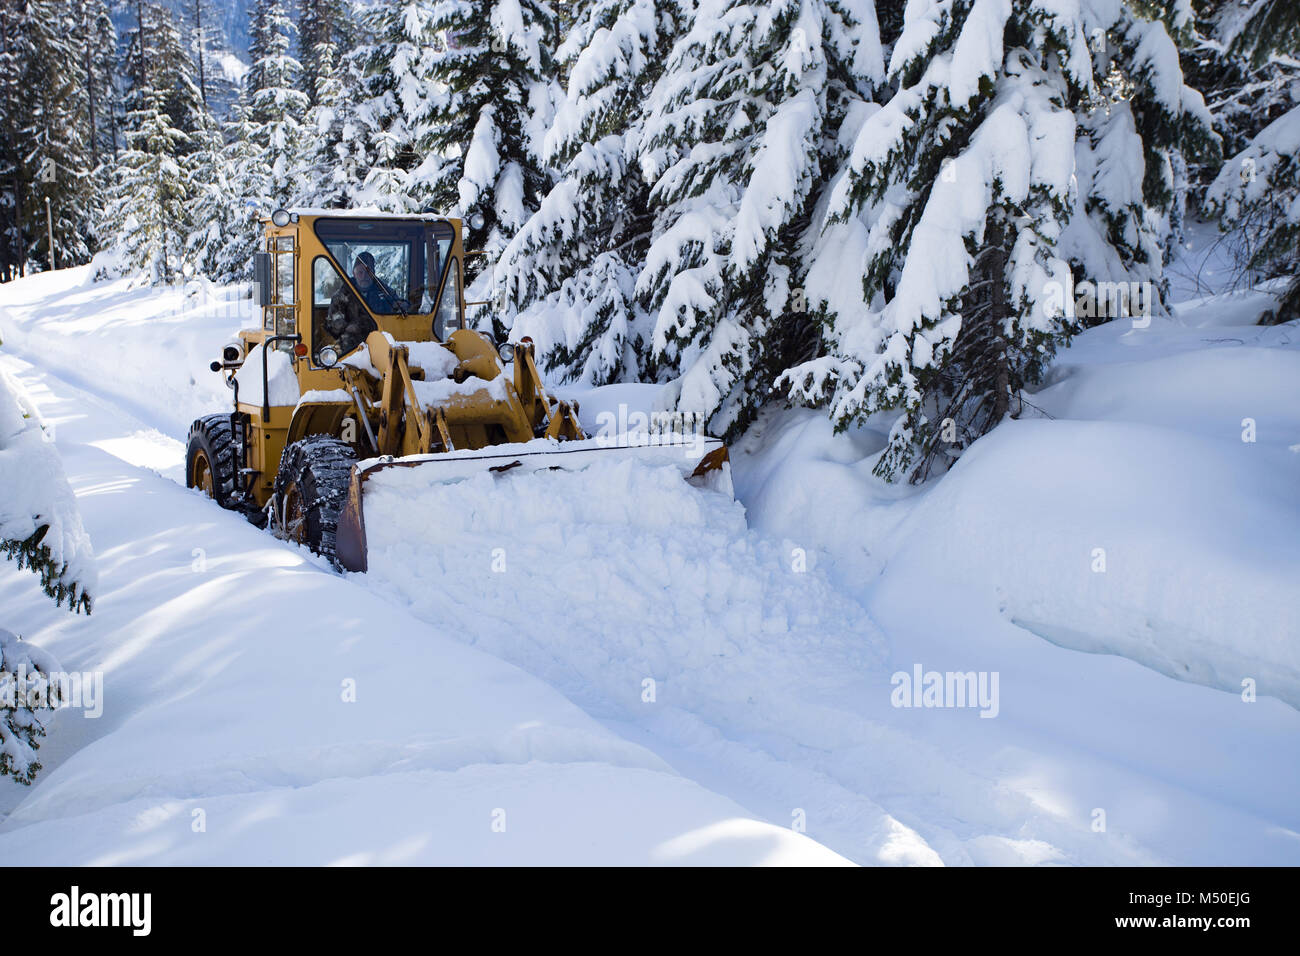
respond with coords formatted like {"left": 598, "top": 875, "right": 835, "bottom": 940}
{"left": 313, "top": 217, "right": 454, "bottom": 315}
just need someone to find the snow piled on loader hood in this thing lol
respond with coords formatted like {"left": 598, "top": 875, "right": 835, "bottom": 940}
{"left": 233, "top": 344, "right": 300, "bottom": 408}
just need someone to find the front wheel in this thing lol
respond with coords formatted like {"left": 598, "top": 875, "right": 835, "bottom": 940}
{"left": 273, "top": 435, "right": 357, "bottom": 563}
{"left": 186, "top": 415, "right": 237, "bottom": 509}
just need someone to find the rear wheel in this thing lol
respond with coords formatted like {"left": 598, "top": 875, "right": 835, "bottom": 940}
{"left": 274, "top": 435, "right": 357, "bottom": 563}
{"left": 186, "top": 415, "right": 238, "bottom": 509}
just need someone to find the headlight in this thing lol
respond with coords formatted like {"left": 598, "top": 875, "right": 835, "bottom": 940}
{"left": 498, "top": 342, "right": 515, "bottom": 363}
{"left": 222, "top": 343, "right": 243, "bottom": 364}
{"left": 318, "top": 346, "right": 340, "bottom": 368}
{"left": 468, "top": 212, "right": 486, "bottom": 231}
{"left": 271, "top": 208, "right": 291, "bottom": 227}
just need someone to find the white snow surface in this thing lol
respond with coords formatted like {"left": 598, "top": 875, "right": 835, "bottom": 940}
{"left": 0, "top": 318, "right": 847, "bottom": 863}
{"left": 234, "top": 344, "right": 300, "bottom": 408}
{"left": 410, "top": 373, "right": 510, "bottom": 407}
{"left": 1, "top": 258, "right": 1298, "bottom": 865}
{"left": 0, "top": 363, "right": 96, "bottom": 602}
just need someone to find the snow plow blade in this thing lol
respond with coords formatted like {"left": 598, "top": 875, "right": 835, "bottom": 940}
{"left": 334, "top": 437, "right": 731, "bottom": 572}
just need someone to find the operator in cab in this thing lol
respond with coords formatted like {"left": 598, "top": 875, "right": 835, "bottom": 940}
{"left": 323, "top": 252, "right": 394, "bottom": 355}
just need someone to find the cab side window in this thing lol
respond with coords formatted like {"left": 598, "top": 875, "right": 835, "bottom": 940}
{"left": 434, "top": 258, "right": 462, "bottom": 341}
{"left": 266, "top": 236, "right": 296, "bottom": 335}
{"left": 312, "top": 256, "right": 372, "bottom": 361}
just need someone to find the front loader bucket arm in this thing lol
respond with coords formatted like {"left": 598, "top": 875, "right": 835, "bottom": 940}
{"left": 515, "top": 341, "right": 582, "bottom": 440}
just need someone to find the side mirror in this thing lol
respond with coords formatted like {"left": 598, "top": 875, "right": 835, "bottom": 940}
{"left": 253, "top": 252, "right": 273, "bottom": 307}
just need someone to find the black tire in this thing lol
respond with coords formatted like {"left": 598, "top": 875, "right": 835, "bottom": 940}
{"left": 273, "top": 435, "right": 357, "bottom": 562}
{"left": 186, "top": 415, "right": 238, "bottom": 509}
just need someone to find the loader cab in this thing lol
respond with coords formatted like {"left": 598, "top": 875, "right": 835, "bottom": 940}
{"left": 306, "top": 215, "right": 465, "bottom": 364}
{"left": 253, "top": 211, "right": 468, "bottom": 377}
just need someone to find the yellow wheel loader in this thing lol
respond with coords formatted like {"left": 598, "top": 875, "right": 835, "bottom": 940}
{"left": 186, "top": 209, "right": 731, "bottom": 570}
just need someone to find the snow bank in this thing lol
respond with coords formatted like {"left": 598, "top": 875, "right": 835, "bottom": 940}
{"left": 363, "top": 457, "right": 888, "bottom": 721}
{"left": 886, "top": 419, "right": 1300, "bottom": 705}
{"left": 0, "top": 365, "right": 95, "bottom": 609}
{"left": 739, "top": 319, "right": 1300, "bottom": 709}
{"left": 0, "top": 761, "right": 853, "bottom": 865}
{"left": 0, "top": 266, "right": 247, "bottom": 436}
{"left": 358, "top": 456, "right": 956, "bottom": 866}
{"left": 724, "top": 310, "right": 1300, "bottom": 864}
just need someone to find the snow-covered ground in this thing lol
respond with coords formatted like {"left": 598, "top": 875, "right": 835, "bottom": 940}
{"left": 0, "top": 350, "right": 846, "bottom": 865}
{"left": 1, "top": 250, "right": 1298, "bottom": 865}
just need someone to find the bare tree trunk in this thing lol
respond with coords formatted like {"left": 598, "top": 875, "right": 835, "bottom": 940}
{"left": 80, "top": 2, "right": 99, "bottom": 169}
{"left": 193, "top": 0, "right": 207, "bottom": 108}
{"left": 987, "top": 211, "right": 1011, "bottom": 424}
{"left": 135, "top": 0, "right": 146, "bottom": 94}
{"left": 1, "top": 4, "right": 26, "bottom": 277}
{"left": 108, "top": 79, "right": 119, "bottom": 158}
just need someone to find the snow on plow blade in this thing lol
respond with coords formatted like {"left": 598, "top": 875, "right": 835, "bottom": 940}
{"left": 335, "top": 436, "right": 731, "bottom": 572}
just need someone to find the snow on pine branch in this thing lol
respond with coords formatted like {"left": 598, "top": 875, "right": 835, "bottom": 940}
{"left": 543, "top": 0, "right": 659, "bottom": 166}
{"left": 1205, "top": 104, "right": 1300, "bottom": 226}
{"left": 730, "top": 89, "right": 821, "bottom": 275}
{"left": 0, "top": 627, "right": 66, "bottom": 785}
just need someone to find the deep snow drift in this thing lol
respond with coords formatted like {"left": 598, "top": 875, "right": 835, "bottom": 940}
{"left": 0, "top": 365, "right": 95, "bottom": 608}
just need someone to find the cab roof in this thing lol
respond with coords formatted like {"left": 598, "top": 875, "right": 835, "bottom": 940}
{"left": 260, "top": 208, "right": 459, "bottom": 222}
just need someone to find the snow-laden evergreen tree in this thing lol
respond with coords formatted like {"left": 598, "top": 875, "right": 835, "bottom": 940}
{"left": 626, "top": 0, "right": 886, "bottom": 436}
{"left": 1, "top": 627, "right": 68, "bottom": 784}
{"left": 424, "top": 0, "right": 560, "bottom": 254}
{"left": 0, "top": 0, "right": 106, "bottom": 274}
{"left": 1204, "top": 0, "right": 1300, "bottom": 321}
{"left": 1068, "top": 2, "right": 1219, "bottom": 286}
{"left": 0, "top": 363, "right": 95, "bottom": 616}
{"left": 190, "top": 0, "right": 310, "bottom": 280}
{"left": 105, "top": 87, "right": 192, "bottom": 282}
{"left": 0, "top": 3, "right": 20, "bottom": 279}
{"left": 1225, "top": 0, "right": 1299, "bottom": 68}
{"left": 784, "top": 0, "right": 1216, "bottom": 481}
{"left": 106, "top": 0, "right": 213, "bottom": 280}
{"left": 78, "top": 0, "right": 121, "bottom": 169}
{"left": 499, "top": 0, "right": 689, "bottom": 386}
{"left": 1174, "top": 2, "right": 1297, "bottom": 224}
{"left": 298, "top": 0, "right": 349, "bottom": 106}
{"left": 301, "top": 36, "right": 366, "bottom": 207}
{"left": 186, "top": 106, "right": 252, "bottom": 281}
{"left": 122, "top": 0, "right": 208, "bottom": 154}
{"left": 245, "top": 0, "right": 273, "bottom": 99}
{"left": 246, "top": 0, "right": 311, "bottom": 201}
{"left": 346, "top": 0, "right": 445, "bottom": 211}
{"left": 17, "top": 0, "right": 96, "bottom": 269}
